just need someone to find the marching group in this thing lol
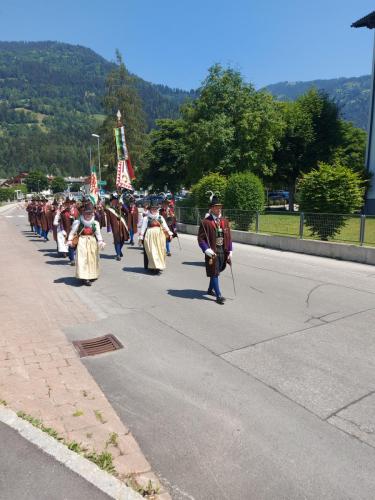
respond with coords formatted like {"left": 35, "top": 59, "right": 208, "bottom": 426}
{"left": 25, "top": 193, "right": 233, "bottom": 304}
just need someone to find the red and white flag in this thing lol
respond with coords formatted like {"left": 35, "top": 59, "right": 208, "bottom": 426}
{"left": 116, "top": 160, "right": 133, "bottom": 190}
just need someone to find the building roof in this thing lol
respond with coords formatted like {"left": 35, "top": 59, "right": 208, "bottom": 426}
{"left": 352, "top": 11, "right": 375, "bottom": 29}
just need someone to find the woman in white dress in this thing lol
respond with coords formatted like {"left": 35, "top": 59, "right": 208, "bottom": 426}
{"left": 53, "top": 203, "right": 69, "bottom": 257}
{"left": 139, "top": 199, "right": 173, "bottom": 274}
{"left": 67, "top": 202, "right": 105, "bottom": 286}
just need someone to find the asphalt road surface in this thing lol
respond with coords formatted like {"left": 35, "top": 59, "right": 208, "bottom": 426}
{"left": 7, "top": 207, "right": 375, "bottom": 500}
{"left": 0, "top": 421, "right": 111, "bottom": 500}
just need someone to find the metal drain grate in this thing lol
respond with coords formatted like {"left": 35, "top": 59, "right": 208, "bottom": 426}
{"left": 73, "top": 334, "right": 123, "bottom": 358}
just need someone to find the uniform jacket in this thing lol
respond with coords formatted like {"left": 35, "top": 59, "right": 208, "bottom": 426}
{"left": 105, "top": 205, "right": 129, "bottom": 243}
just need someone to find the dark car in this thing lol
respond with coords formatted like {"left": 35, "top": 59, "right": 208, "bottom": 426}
{"left": 268, "top": 190, "right": 289, "bottom": 202}
{"left": 136, "top": 194, "right": 165, "bottom": 207}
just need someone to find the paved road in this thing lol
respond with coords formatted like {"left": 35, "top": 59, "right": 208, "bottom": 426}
{"left": 0, "top": 421, "right": 110, "bottom": 500}
{"left": 6, "top": 206, "right": 375, "bottom": 499}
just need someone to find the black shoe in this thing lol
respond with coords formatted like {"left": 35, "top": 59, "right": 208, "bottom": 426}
{"left": 84, "top": 280, "right": 92, "bottom": 286}
{"left": 130, "top": 241, "right": 135, "bottom": 246}
{"left": 120, "top": 251, "right": 123, "bottom": 257}
{"left": 167, "top": 252, "right": 172, "bottom": 256}
{"left": 207, "top": 289, "right": 216, "bottom": 297}
{"left": 115, "top": 255, "right": 121, "bottom": 261}
{"left": 216, "top": 296, "right": 225, "bottom": 305}
{"left": 70, "top": 261, "right": 75, "bottom": 266}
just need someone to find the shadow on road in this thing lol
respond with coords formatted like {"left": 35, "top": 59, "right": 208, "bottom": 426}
{"left": 182, "top": 261, "right": 205, "bottom": 267}
{"left": 45, "top": 260, "right": 69, "bottom": 266}
{"left": 100, "top": 254, "right": 116, "bottom": 260}
{"left": 54, "top": 277, "right": 82, "bottom": 287}
{"left": 37, "top": 248, "right": 58, "bottom": 253}
{"left": 167, "top": 289, "right": 213, "bottom": 301}
{"left": 124, "top": 266, "right": 149, "bottom": 275}
{"left": 42, "top": 252, "right": 63, "bottom": 258}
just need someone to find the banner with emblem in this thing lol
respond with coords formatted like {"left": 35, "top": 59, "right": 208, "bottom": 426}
{"left": 116, "top": 160, "right": 133, "bottom": 190}
{"left": 114, "top": 125, "right": 135, "bottom": 189}
{"left": 89, "top": 165, "right": 99, "bottom": 204}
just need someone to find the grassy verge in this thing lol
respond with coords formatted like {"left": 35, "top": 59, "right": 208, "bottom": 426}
{"left": 254, "top": 213, "right": 375, "bottom": 247}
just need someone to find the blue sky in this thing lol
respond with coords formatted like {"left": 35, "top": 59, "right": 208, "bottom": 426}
{"left": 1, "top": 0, "right": 375, "bottom": 89}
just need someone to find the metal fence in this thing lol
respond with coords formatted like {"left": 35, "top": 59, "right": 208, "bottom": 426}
{"left": 175, "top": 207, "right": 375, "bottom": 247}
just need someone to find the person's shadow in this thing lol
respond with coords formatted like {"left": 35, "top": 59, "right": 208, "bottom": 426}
{"left": 37, "top": 248, "right": 58, "bottom": 253}
{"left": 45, "top": 260, "right": 70, "bottom": 266}
{"left": 124, "top": 266, "right": 150, "bottom": 275}
{"left": 54, "top": 277, "right": 82, "bottom": 287}
{"left": 167, "top": 289, "right": 212, "bottom": 301}
{"left": 182, "top": 261, "right": 205, "bottom": 267}
{"left": 100, "top": 254, "right": 117, "bottom": 260}
{"left": 42, "top": 252, "right": 63, "bottom": 259}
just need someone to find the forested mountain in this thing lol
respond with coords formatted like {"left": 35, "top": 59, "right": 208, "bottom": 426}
{"left": 0, "top": 41, "right": 196, "bottom": 177}
{"left": 265, "top": 75, "right": 371, "bottom": 130}
{"left": 0, "top": 40, "right": 370, "bottom": 179}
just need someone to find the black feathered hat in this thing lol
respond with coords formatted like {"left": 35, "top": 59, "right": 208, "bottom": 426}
{"left": 150, "top": 198, "right": 160, "bottom": 209}
{"left": 82, "top": 202, "right": 94, "bottom": 214}
{"left": 207, "top": 191, "right": 223, "bottom": 207}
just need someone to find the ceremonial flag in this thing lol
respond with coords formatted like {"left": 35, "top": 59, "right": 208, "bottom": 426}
{"left": 116, "top": 160, "right": 133, "bottom": 190}
{"left": 114, "top": 125, "right": 135, "bottom": 183}
{"left": 89, "top": 165, "right": 99, "bottom": 204}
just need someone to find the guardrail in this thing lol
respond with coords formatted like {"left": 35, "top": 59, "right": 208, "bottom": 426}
{"left": 175, "top": 207, "right": 375, "bottom": 247}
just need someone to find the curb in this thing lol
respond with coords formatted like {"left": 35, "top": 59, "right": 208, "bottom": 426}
{"left": 0, "top": 406, "right": 142, "bottom": 500}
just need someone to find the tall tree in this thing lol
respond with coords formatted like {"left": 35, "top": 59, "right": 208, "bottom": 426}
{"left": 274, "top": 89, "right": 342, "bottom": 211}
{"left": 181, "top": 64, "right": 284, "bottom": 184}
{"left": 100, "top": 52, "right": 147, "bottom": 188}
{"left": 24, "top": 170, "right": 49, "bottom": 192}
{"left": 141, "top": 119, "right": 188, "bottom": 192}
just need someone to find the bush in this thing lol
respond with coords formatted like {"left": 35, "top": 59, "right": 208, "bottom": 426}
{"left": 191, "top": 173, "right": 227, "bottom": 207}
{"left": 224, "top": 172, "right": 265, "bottom": 230}
{"left": 298, "top": 162, "right": 364, "bottom": 240}
{"left": 0, "top": 188, "right": 16, "bottom": 202}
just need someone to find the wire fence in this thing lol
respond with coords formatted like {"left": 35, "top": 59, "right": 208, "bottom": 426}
{"left": 175, "top": 207, "right": 375, "bottom": 247}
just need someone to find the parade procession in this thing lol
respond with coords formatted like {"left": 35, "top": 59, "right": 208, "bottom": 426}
{"left": 24, "top": 114, "right": 234, "bottom": 303}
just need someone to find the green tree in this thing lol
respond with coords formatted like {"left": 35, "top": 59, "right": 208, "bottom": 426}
{"left": 141, "top": 119, "right": 187, "bottom": 192}
{"left": 224, "top": 172, "right": 265, "bottom": 229}
{"left": 50, "top": 176, "right": 67, "bottom": 193}
{"left": 298, "top": 162, "right": 364, "bottom": 240}
{"left": 182, "top": 64, "right": 283, "bottom": 184}
{"left": 273, "top": 101, "right": 314, "bottom": 211}
{"left": 25, "top": 170, "right": 49, "bottom": 192}
{"left": 332, "top": 121, "right": 367, "bottom": 178}
{"left": 274, "top": 89, "right": 342, "bottom": 211}
{"left": 100, "top": 51, "right": 147, "bottom": 186}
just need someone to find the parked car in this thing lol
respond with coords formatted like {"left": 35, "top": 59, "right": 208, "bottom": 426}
{"left": 136, "top": 194, "right": 165, "bottom": 207}
{"left": 268, "top": 190, "right": 289, "bottom": 202}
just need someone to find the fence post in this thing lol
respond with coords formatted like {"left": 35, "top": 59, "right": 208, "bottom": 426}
{"left": 299, "top": 212, "right": 304, "bottom": 239}
{"left": 360, "top": 214, "right": 366, "bottom": 246}
{"left": 196, "top": 208, "right": 200, "bottom": 226}
{"left": 255, "top": 212, "right": 259, "bottom": 233}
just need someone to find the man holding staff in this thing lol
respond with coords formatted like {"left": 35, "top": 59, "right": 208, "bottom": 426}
{"left": 198, "top": 193, "right": 233, "bottom": 305}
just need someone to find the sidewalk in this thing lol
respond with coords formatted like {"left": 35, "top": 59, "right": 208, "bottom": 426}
{"left": 0, "top": 206, "right": 170, "bottom": 500}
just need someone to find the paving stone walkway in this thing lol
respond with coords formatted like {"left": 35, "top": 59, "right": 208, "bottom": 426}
{"left": 0, "top": 204, "right": 170, "bottom": 499}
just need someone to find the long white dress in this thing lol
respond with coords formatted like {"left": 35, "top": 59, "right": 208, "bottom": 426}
{"left": 68, "top": 218, "right": 103, "bottom": 280}
{"left": 53, "top": 211, "right": 69, "bottom": 254}
{"left": 140, "top": 214, "right": 172, "bottom": 270}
